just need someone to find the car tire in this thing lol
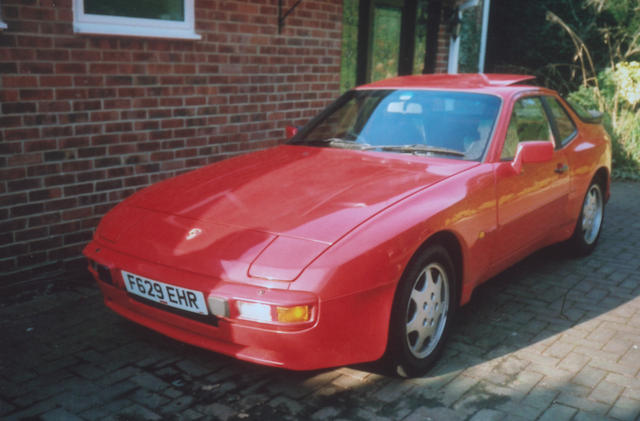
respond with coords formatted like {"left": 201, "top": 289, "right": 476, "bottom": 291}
{"left": 568, "top": 178, "right": 605, "bottom": 256}
{"left": 387, "top": 244, "right": 457, "bottom": 377}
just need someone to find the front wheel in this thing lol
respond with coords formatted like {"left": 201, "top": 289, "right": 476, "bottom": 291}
{"left": 568, "top": 180, "right": 605, "bottom": 256}
{"left": 386, "top": 245, "right": 457, "bottom": 377}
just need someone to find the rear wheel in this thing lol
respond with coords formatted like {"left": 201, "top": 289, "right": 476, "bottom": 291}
{"left": 569, "top": 180, "right": 605, "bottom": 255}
{"left": 387, "top": 245, "right": 457, "bottom": 377}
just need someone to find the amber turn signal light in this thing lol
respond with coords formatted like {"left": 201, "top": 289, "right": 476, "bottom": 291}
{"left": 276, "top": 305, "right": 310, "bottom": 323}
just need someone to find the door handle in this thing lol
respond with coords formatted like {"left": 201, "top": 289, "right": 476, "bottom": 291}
{"left": 555, "top": 163, "right": 569, "bottom": 174}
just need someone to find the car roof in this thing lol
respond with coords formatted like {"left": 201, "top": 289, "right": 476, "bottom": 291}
{"left": 357, "top": 74, "right": 537, "bottom": 92}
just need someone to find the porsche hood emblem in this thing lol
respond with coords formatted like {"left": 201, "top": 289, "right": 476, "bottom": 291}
{"left": 186, "top": 228, "right": 202, "bottom": 240}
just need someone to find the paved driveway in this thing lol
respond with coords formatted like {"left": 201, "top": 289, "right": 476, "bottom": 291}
{"left": 1, "top": 181, "right": 639, "bottom": 421}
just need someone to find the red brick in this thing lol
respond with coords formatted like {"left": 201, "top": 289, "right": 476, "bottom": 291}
{"left": 3, "top": 75, "right": 38, "bottom": 87}
{"left": 29, "top": 188, "right": 62, "bottom": 201}
{"left": 36, "top": 49, "right": 70, "bottom": 61}
{"left": 8, "top": 154, "right": 42, "bottom": 167}
{"left": 28, "top": 212, "right": 62, "bottom": 228}
{"left": 40, "top": 76, "right": 73, "bottom": 87}
{"left": 24, "top": 139, "right": 56, "bottom": 152}
{"left": 44, "top": 198, "right": 77, "bottom": 212}
{"left": 15, "top": 227, "right": 48, "bottom": 242}
{"left": 20, "top": 62, "right": 54, "bottom": 74}
{"left": 62, "top": 160, "right": 92, "bottom": 173}
{"left": 55, "top": 62, "right": 87, "bottom": 74}
{"left": 58, "top": 112, "right": 89, "bottom": 124}
{"left": 42, "top": 125, "right": 73, "bottom": 137}
{"left": 27, "top": 163, "right": 60, "bottom": 177}
{"left": 23, "top": 114, "right": 57, "bottom": 126}
{"left": 5, "top": 128, "right": 40, "bottom": 141}
{"left": 2, "top": 102, "right": 37, "bottom": 114}
{"left": 38, "top": 101, "right": 71, "bottom": 113}
{"left": 16, "top": 252, "right": 47, "bottom": 268}
{"left": 62, "top": 207, "right": 93, "bottom": 221}
{"left": 30, "top": 237, "right": 63, "bottom": 252}
{"left": 11, "top": 203, "right": 45, "bottom": 218}
{"left": 0, "top": 192, "right": 27, "bottom": 207}
{"left": 44, "top": 174, "right": 75, "bottom": 186}
{"left": 0, "top": 218, "right": 27, "bottom": 234}
{"left": 0, "top": 244, "right": 29, "bottom": 260}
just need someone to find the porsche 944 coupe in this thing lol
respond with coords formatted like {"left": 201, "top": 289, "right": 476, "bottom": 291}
{"left": 84, "top": 74, "right": 611, "bottom": 377}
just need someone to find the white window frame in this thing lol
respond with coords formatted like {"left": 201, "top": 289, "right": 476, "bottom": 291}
{"left": 448, "top": 0, "right": 490, "bottom": 74}
{"left": 73, "top": 0, "right": 200, "bottom": 40}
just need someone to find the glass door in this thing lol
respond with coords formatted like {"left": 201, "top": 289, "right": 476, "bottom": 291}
{"left": 369, "top": 4, "right": 403, "bottom": 82}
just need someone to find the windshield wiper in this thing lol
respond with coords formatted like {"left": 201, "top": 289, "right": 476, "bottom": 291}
{"left": 299, "top": 139, "right": 466, "bottom": 157}
{"left": 305, "top": 137, "right": 372, "bottom": 150}
{"left": 374, "top": 144, "right": 466, "bottom": 157}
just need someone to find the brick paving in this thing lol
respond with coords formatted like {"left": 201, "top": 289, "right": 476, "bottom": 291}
{"left": 1, "top": 181, "right": 639, "bottom": 421}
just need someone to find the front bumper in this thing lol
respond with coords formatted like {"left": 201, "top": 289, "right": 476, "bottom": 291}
{"left": 83, "top": 241, "right": 391, "bottom": 370}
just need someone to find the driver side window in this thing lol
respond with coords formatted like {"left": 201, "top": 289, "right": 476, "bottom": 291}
{"left": 500, "top": 97, "right": 552, "bottom": 160}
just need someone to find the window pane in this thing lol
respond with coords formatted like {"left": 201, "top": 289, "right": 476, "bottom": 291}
{"left": 84, "top": 0, "right": 184, "bottom": 21}
{"left": 459, "top": 1, "right": 483, "bottom": 73}
{"left": 547, "top": 98, "right": 577, "bottom": 146}
{"left": 413, "top": 0, "right": 429, "bottom": 74}
{"left": 501, "top": 97, "right": 552, "bottom": 160}
{"left": 369, "top": 6, "right": 402, "bottom": 82}
{"left": 340, "top": 0, "right": 359, "bottom": 93}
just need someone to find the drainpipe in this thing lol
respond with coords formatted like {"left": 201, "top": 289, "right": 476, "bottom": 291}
{"left": 478, "top": 0, "right": 490, "bottom": 72}
{"left": 447, "top": 0, "right": 481, "bottom": 74}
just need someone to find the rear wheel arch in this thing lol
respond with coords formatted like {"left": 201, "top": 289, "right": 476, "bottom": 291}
{"left": 568, "top": 170, "right": 607, "bottom": 255}
{"left": 593, "top": 167, "right": 609, "bottom": 201}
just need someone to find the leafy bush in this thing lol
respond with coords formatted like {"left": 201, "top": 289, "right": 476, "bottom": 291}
{"left": 568, "top": 62, "right": 640, "bottom": 180}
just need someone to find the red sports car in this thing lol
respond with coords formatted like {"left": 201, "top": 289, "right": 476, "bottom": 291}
{"left": 84, "top": 74, "right": 611, "bottom": 377}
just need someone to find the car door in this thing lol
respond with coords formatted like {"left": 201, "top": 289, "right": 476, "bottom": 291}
{"left": 493, "top": 96, "right": 571, "bottom": 266}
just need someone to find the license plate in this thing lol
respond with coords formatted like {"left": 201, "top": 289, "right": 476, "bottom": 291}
{"left": 122, "top": 270, "right": 208, "bottom": 315}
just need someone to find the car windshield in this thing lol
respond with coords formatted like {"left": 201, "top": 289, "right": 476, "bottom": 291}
{"left": 290, "top": 89, "right": 502, "bottom": 161}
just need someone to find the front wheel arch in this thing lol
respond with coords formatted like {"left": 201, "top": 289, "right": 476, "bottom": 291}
{"left": 384, "top": 232, "right": 463, "bottom": 377}
{"left": 411, "top": 231, "right": 463, "bottom": 308}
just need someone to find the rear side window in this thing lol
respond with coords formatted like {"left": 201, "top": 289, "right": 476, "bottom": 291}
{"left": 545, "top": 97, "right": 577, "bottom": 147}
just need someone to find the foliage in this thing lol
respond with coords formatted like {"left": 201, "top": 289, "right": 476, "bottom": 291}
{"left": 370, "top": 7, "right": 402, "bottom": 82}
{"left": 613, "top": 61, "right": 640, "bottom": 107}
{"left": 340, "top": 0, "right": 359, "bottom": 93}
{"left": 488, "top": 0, "right": 607, "bottom": 93}
{"left": 545, "top": 1, "right": 640, "bottom": 179}
{"left": 459, "top": 2, "right": 482, "bottom": 73}
{"left": 568, "top": 65, "right": 640, "bottom": 180}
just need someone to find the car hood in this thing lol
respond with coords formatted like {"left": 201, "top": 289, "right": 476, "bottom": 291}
{"left": 95, "top": 146, "right": 476, "bottom": 281}
{"left": 123, "top": 145, "right": 476, "bottom": 244}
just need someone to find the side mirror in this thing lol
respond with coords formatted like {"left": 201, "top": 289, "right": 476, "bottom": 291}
{"left": 285, "top": 126, "right": 298, "bottom": 140}
{"left": 511, "top": 141, "right": 553, "bottom": 174}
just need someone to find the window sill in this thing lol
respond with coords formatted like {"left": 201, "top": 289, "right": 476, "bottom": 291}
{"left": 74, "top": 22, "right": 201, "bottom": 40}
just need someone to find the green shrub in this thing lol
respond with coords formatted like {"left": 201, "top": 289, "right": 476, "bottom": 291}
{"left": 568, "top": 63, "right": 640, "bottom": 180}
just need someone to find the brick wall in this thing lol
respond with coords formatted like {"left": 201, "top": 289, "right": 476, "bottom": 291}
{"left": 0, "top": 0, "right": 343, "bottom": 287}
{"left": 435, "top": 22, "right": 450, "bottom": 74}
